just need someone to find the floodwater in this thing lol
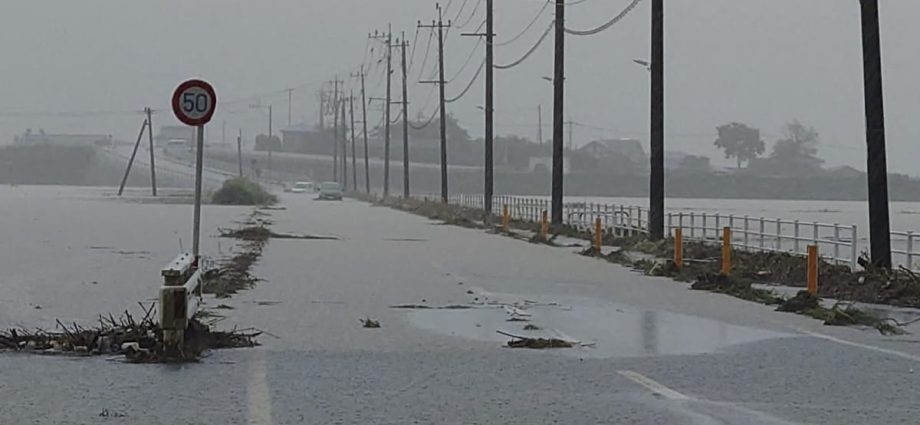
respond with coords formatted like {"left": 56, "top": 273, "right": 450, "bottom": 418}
{"left": 407, "top": 289, "right": 791, "bottom": 359}
{"left": 0, "top": 185, "right": 247, "bottom": 329}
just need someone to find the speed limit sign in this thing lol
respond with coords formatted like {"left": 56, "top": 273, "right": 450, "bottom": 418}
{"left": 172, "top": 79, "right": 217, "bottom": 126}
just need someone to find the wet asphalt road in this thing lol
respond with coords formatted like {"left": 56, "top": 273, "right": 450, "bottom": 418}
{"left": 3, "top": 190, "right": 920, "bottom": 424}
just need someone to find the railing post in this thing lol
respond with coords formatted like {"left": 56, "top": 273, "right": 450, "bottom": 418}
{"left": 667, "top": 212, "right": 673, "bottom": 236}
{"left": 674, "top": 227, "right": 683, "bottom": 270}
{"left": 759, "top": 218, "right": 765, "bottom": 252}
{"left": 833, "top": 224, "right": 841, "bottom": 265}
{"left": 722, "top": 227, "right": 732, "bottom": 275}
{"left": 594, "top": 217, "right": 603, "bottom": 254}
{"left": 689, "top": 212, "right": 696, "bottom": 239}
{"left": 794, "top": 220, "right": 800, "bottom": 253}
{"left": 808, "top": 245, "right": 818, "bottom": 295}
{"left": 714, "top": 214, "right": 721, "bottom": 240}
{"left": 907, "top": 231, "right": 915, "bottom": 270}
{"left": 702, "top": 213, "right": 708, "bottom": 240}
{"left": 851, "top": 225, "right": 858, "bottom": 270}
{"left": 743, "top": 216, "right": 749, "bottom": 251}
{"left": 541, "top": 210, "right": 549, "bottom": 241}
{"left": 502, "top": 204, "right": 510, "bottom": 232}
{"left": 813, "top": 222, "right": 819, "bottom": 246}
{"left": 776, "top": 219, "right": 783, "bottom": 251}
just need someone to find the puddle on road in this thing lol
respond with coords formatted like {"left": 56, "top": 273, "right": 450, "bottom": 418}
{"left": 406, "top": 293, "right": 791, "bottom": 359}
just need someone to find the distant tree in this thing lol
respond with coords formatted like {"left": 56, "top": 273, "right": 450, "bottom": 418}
{"left": 714, "top": 122, "right": 765, "bottom": 168}
{"left": 772, "top": 120, "right": 820, "bottom": 161}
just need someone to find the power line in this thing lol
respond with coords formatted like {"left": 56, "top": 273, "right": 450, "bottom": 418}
{"left": 455, "top": 0, "right": 483, "bottom": 29}
{"left": 564, "top": 0, "right": 642, "bottom": 36}
{"left": 494, "top": 21, "right": 554, "bottom": 70}
{"left": 416, "top": 29, "right": 436, "bottom": 80}
{"left": 409, "top": 108, "right": 439, "bottom": 131}
{"left": 493, "top": 0, "right": 551, "bottom": 47}
{"left": 448, "top": 36, "right": 484, "bottom": 82}
{"left": 451, "top": 0, "right": 470, "bottom": 22}
{"left": 446, "top": 59, "right": 485, "bottom": 103}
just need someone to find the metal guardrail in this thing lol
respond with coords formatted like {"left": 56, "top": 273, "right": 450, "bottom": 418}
{"left": 158, "top": 253, "right": 202, "bottom": 347}
{"left": 891, "top": 231, "right": 919, "bottom": 271}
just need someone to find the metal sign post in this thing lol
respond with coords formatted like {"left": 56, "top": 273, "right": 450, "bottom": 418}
{"left": 172, "top": 79, "right": 217, "bottom": 264}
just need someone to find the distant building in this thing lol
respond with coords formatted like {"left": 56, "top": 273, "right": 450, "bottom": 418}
{"left": 580, "top": 138, "right": 647, "bottom": 164}
{"left": 14, "top": 129, "right": 112, "bottom": 147}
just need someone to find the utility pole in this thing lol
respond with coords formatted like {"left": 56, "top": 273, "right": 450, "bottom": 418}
{"left": 462, "top": 0, "right": 494, "bottom": 213}
{"left": 860, "top": 0, "right": 892, "bottom": 267}
{"left": 649, "top": 0, "right": 665, "bottom": 240}
{"left": 117, "top": 116, "right": 148, "bottom": 196}
{"left": 237, "top": 129, "right": 244, "bottom": 178}
{"left": 268, "top": 104, "right": 273, "bottom": 181}
{"left": 370, "top": 27, "right": 393, "bottom": 197}
{"left": 420, "top": 4, "right": 451, "bottom": 203}
{"left": 352, "top": 66, "right": 371, "bottom": 193}
{"left": 319, "top": 91, "right": 326, "bottom": 131}
{"left": 145, "top": 107, "right": 157, "bottom": 196}
{"left": 286, "top": 88, "right": 294, "bottom": 127}
{"left": 350, "top": 93, "right": 358, "bottom": 191}
{"left": 551, "top": 0, "right": 565, "bottom": 224}
{"left": 537, "top": 105, "right": 543, "bottom": 145}
{"left": 399, "top": 33, "right": 411, "bottom": 198}
{"left": 341, "top": 100, "right": 348, "bottom": 189}
{"left": 330, "top": 77, "right": 343, "bottom": 182}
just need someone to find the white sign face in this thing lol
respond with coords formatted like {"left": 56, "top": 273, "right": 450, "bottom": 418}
{"left": 172, "top": 79, "right": 217, "bottom": 126}
{"left": 177, "top": 86, "right": 213, "bottom": 121}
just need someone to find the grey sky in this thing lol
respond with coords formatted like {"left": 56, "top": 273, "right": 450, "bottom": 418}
{"left": 1, "top": 0, "right": 918, "bottom": 174}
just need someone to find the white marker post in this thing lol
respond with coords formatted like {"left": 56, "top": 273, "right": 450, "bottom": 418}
{"left": 172, "top": 79, "right": 217, "bottom": 265}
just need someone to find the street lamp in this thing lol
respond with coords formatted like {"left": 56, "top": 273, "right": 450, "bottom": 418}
{"left": 632, "top": 58, "right": 651, "bottom": 71}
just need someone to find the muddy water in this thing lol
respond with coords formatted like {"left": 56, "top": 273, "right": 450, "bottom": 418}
{"left": 0, "top": 185, "right": 248, "bottom": 329}
{"left": 407, "top": 290, "right": 791, "bottom": 359}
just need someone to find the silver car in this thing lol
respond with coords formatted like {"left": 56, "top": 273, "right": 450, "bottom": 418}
{"left": 318, "top": 182, "right": 343, "bottom": 200}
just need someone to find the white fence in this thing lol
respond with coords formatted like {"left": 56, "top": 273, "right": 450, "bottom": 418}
{"left": 446, "top": 194, "right": 920, "bottom": 271}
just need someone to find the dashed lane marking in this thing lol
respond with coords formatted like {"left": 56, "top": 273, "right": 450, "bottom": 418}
{"left": 618, "top": 370, "right": 691, "bottom": 401}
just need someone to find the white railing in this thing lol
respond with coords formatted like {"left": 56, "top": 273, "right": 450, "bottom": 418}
{"left": 666, "top": 212, "right": 858, "bottom": 269}
{"left": 891, "top": 231, "right": 919, "bottom": 271}
{"left": 443, "top": 193, "right": 920, "bottom": 272}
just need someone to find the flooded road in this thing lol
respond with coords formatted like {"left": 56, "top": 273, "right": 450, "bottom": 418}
{"left": 3, "top": 185, "right": 920, "bottom": 424}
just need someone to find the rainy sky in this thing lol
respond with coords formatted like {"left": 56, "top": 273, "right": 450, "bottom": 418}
{"left": 1, "top": 0, "right": 918, "bottom": 174}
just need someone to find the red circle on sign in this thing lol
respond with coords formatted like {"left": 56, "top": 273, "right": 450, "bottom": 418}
{"left": 172, "top": 79, "right": 217, "bottom": 126}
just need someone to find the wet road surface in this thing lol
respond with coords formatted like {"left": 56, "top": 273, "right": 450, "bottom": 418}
{"left": 3, "top": 187, "right": 920, "bottom": 424}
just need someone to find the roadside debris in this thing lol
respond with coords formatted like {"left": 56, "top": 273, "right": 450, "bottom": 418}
{"left": 523, "top": 324, "right": 542, "bottom": 331}
{"left": 0, "top": 305, "right": 260, "bottom": 362}
{"left": 497, "top": 330, "right": 574, "bottom": 349}
{"left": 360, "top": 317, "right": 381, "bottom": 328}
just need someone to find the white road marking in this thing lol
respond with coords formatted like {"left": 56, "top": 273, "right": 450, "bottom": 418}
{"left": 796, "top": 327, "right": 920, "bottom": 363}
{"left": 618, "top": 370, "right": 691, "bottom": 401}
{"left": 247, "top": 349, "right": 274, "bottom": 425}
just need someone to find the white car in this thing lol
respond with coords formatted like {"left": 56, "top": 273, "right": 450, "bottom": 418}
{"left": 290, "top": 181, "right": 314, "bottom": 194}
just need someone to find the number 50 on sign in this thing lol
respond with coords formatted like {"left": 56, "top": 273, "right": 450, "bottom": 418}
{"left": 172, "top": 79, "right": 217, "bottom": 127}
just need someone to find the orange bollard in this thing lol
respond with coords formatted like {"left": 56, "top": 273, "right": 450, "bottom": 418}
{"left": 721, "top": 226, "right": 732, "bottom": 275}
{"left": 674, "top": 227, "right": 683, "bottom": 270}
{"left": 807, "top": 245, "right": 818, "bottom": 295}
{"left": 502, "top": 204, "right": 510, "bottom": 232}
{"left": 541, "top": 210, "right": 549, "bottom": 241}
{"left": 594, "top": 217, "right": 603, "bottom": 254}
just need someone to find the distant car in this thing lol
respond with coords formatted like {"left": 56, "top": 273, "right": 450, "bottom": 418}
{"left": 318, "top": 182, "right": 343, "bottom": 200}
{"left": 290, "top": 181, "right": 314, "bottom": 194}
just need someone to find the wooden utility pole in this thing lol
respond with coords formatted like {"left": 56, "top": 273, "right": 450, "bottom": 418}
{"left": 237, "top": 129, "right": 243, "bottom": 178}
{"left": 399, "top": 33, "right": 411, "bottom": 198}
{"left": 420, "top": 5, "right": 451, "bottom": 203}
{"left": 286, "top": 88, "right": 294, "bottom": 127}
{"left": 341, "top": 100, "right": 348, "bottom": 189}
{"left": 551, "top": 0, "right": 565, "bottom": 224}
{"left": 331, "top": 77, "right": 342, "bottom": 182}
{"left": 860, "top": 0, "right": 892, "bottom": 267}
{"left": 352, "top": 66, "right": 371, "bottom": 193}
{"left": 350, "top": 93, "right": 358, "bottom": 191}
{"left": 537, "top": 104, "right": 543, "bottom": 145}
{"left": 461, "top": 0, "right": 493, "bottom": 213}
{"left": 319, "top": 91, "right": 325, "bottom": 131}
{"left": 370, "top": 27, "right": 393, "bottom": 197}
{"left": 117, "top": 117, "right": 148, "bottom": 196}
{"left": 649, "top": 0, "right": 665, "bottom": 240}
{"left": 145, "top": 107, "right": 157, "bottom": 196}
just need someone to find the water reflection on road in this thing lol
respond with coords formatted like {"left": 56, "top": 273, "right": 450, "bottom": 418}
{"left": 407, "top": 291, "right": 791, "bottom": 359}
